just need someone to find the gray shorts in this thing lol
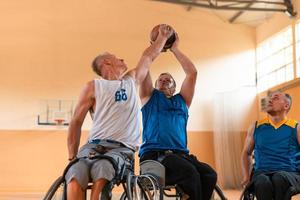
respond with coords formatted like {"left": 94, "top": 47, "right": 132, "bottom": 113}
{"left": 65, "top": 142, "right": 134, "bottom": 190}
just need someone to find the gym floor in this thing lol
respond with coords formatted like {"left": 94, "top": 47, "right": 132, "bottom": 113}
{"left": 0, "top": 190, "right": 299, "bottom": 200}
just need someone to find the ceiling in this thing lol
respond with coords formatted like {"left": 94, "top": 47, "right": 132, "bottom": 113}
{"left": 151, "top": 0, "right": 297, "bottom": 26}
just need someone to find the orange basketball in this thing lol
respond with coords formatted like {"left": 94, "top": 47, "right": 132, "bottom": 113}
{"left": 150, "top": 24, "right": 176, "bottom": 51}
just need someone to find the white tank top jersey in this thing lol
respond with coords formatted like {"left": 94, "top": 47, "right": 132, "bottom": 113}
{"left": 88, "top": 75, "right": 141, "bottom": 150}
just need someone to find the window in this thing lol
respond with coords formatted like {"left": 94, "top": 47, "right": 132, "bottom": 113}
{"left": 256, "top": 27, "right": 294, "bottom": 92}
{"left": 295, "top": 22, "right": 300, "bottom": 78}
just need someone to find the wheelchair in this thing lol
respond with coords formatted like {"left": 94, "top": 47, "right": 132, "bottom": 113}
{"left": 44, "top": 157, "right": 228, "bottom": 199}
{"left": 137, "top": 160, "right": 228, "bottom": 200}
{"left": 43, "top": 151, "right": 136, "bottom": 200}
{"left": 239, "top": 172, "right": 300, "bottom": 200}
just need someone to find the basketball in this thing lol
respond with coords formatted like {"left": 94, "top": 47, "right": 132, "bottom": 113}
{"left": 150, "top": 24, "right": 176, "bottom": 51}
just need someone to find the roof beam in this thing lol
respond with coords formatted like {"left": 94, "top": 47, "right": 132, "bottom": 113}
{"left": 151, "top": 0, "right": 296, "bottom": 14}
{"left": 229, "top": 1, "right": 256, "bottom": 23}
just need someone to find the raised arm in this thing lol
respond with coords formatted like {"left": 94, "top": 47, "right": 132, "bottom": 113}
{"left": 67, "top": 81, "right": 95, "bottom": 161}
{"left": 241, "top": 122, "right": 256, "bottom": 186}
{"left": 127, "top": 25, "right": 174, "bottom": 86}
{"left": 139, "top": 71, "right": 154, "bottom": 105}
{"left": 171, "top": 33, "right": 197, "bottom": 108}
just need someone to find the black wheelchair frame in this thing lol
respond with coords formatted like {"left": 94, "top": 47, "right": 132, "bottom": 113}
{"left": 138, "top": 160, "right": 228, "bottom": 200}
{"left": 239, "top": 172, "right": 300, "bottom": 200}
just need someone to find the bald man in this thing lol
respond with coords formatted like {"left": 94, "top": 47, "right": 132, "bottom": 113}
{"left": 139, "top": 33, "right": 217, "bottom": 200}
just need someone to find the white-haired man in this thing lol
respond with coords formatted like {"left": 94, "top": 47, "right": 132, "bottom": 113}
{"left": 66, "top": 25, "right": 174, "bottom": 200}
{"left": 241, "top": 91, "right": 300, "bottom": 200}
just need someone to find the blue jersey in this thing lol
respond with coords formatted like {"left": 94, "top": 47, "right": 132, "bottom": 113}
{"left": 139, "top": 89, "right": 189, "bottom": 157}
{"left": 254, "top": 118, "right": 300, "bottom": 172}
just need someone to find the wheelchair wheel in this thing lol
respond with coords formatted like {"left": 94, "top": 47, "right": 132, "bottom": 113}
{"left": 120, "top": 175, "right": 151, "bottom": 200}
{"left": 119, "top": 184, "right": 145, "bottom": 200}
{"left": 120, "top": 191, "right": 127, "bottom": 200}
{"left": 43, "top": 176, "right": 66, "bottom": 200}
{"left": 212, "top": 185, "right": 227, "bottom": 200}
{"left": 100, "top": 181, "right": 114, "bottom": 200}
{"left": 137, "top": 176, "right": 164, "bottom": 200}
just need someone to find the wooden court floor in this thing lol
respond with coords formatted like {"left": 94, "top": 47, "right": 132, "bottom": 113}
{"left": 0, "top": 190, "right": 299, "bottom": 199}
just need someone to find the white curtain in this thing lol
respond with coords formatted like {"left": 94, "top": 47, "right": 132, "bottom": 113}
{"left": 213, "top": 87, "right": 256, "bottom": 189}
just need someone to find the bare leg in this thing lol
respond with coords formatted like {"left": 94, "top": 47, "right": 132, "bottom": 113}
{"left": 91, "top": 178, "right": 108, "bottom": 200}
{"left": 67, "top": 178, "right": 85, "bottom": 200}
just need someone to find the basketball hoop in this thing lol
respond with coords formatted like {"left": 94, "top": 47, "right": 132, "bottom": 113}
{"left": 54, "top": 118, "right": 65, "bottom": 126}
{"left": 53, "top": 111, "right": 67, "bottom": 126}
{"left": 37, "top": 99, "right": 73, "bottom": 126}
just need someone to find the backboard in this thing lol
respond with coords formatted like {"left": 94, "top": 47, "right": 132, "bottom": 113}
{"left": 37, "top": 99, "right": 74, "bottom": 126}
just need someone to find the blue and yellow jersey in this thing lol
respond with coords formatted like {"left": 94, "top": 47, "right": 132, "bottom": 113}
{"left": 254, "top": 117, "right": 300, "bottom": 172}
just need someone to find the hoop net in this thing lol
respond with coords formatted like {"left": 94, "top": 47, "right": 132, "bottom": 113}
{"left": 53, "top": 111, "right": 67, "bottom": 126}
